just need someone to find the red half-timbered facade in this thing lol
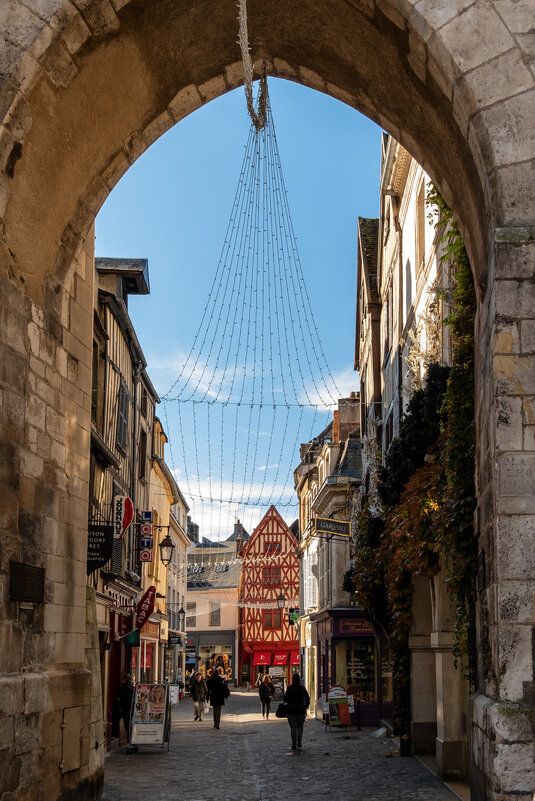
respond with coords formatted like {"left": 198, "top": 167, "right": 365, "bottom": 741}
{"left": 238, "top": 506, "right": 300, "bottom": 687}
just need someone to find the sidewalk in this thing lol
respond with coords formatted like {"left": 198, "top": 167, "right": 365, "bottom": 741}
{"left": 101, "top": 690, "right": 459, "bottom": 801}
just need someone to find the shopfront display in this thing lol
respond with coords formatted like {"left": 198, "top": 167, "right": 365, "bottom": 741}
{"left": 314, "top": 610, "right": 392, "bottom": 727}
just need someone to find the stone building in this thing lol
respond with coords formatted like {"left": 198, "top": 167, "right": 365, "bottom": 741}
{"left": 186, "top": 529, "right": 244, "bottom": 682}
{"left": 356, "top": 135, "right": 468, "bottom": 779}
{"left": 294, "top": 396, "right": 388, "bottom": 725}
{"left": 0, "top": 2, "right": 534, "bottom": 799}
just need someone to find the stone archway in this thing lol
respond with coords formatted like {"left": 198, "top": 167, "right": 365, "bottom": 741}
{"left": 0, "top": 2, "right": 533, "bottom": 799}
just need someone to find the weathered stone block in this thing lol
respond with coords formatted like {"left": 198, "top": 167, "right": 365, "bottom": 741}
{"left": 481, "top": 91, "right": 535, "bottom": 168}
{"left": 465, "top": 49, "right": 533, "bottom": 110}
{"left": 494, "top": 160, "right": 535, "bottom": 228}
{"left": 496, "top": 516, "right": 535, "bottom": 580}
{"left": 493, "top": 0, "right": 535, "bottom": 35}
{"left": 0, "top": 747, "right": 21, "bottom": 793}
{"left": 495, "top": 396, "right": 523, "bottom": 451}
{"left": 440, "top": 4, "right": 514, "bottom": 73}
{"left": 166, "top": 83, "right": 201, "bottom": 123}
{"left": 493, "top": 741, "right": 535, "bottom": 791}
{"left": 79, "top": 0, "right": 119, "bottom": 35}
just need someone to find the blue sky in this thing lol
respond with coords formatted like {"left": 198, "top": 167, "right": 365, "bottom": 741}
{"left": 95, "top": 78, "right": 382, "bottom": 540}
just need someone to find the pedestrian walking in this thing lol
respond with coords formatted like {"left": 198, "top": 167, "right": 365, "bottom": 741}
{"left": 113, "top": 673, "right": 135, "bottom": 745}
{"left": 207, "top": 668, "right": 230, "bottom": 729}
{"left": 283, "top": 673, "right": 310, "bottom": 751}
{"left": 258, "top": 673, "right": 275, "bottom": 719}
{"left": 190, "top": 672, "right": 208, "bottom": 721}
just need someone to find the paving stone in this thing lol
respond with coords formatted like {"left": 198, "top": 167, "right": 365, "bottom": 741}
{"left": 101, "top": 691, "right": 457, "bottom": 801}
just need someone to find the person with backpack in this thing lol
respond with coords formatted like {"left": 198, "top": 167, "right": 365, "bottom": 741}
{"left": 207, "top": 668, "right": 230, "bottom": 729}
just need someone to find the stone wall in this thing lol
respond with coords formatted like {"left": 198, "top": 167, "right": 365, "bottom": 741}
{"left": 0, "top": 228, "right": 104, "bottom": 801}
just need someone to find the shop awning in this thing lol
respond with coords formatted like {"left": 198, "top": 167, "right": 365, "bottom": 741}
{"left": 290, "top": 651, "right": 300, "bottom": 665}
{"left": 273, "top": 652, "right": 288, "bottom": 665}
{"left": 253, "top": 651, "right": 272, "bottom": 665}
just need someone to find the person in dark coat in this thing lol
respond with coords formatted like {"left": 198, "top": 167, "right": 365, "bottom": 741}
{"left": 190, "top": 672, "right": 208, "bottom": 721}
{"left": 258, "top": 674, "right": 275, "bottom": 719}
{"left": 283, "top": 673, "right": 310, "bottom": 751}
{"left": 114, "top": 673, "right": 134, "bottom": 743}
{"left": 207, "top": 668, "right": 229, "bottom": 729}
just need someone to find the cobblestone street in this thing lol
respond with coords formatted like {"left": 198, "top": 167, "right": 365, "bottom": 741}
{"left": 101, "top": 691, "right": 459, "bottom": 801}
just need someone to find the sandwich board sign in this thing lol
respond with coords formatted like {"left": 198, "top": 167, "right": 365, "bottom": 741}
{"left": 326, "top": 685, "right": 351, "bottom": 730}
{"left": 130, "top": 682, "right": 170, "bottom": 749}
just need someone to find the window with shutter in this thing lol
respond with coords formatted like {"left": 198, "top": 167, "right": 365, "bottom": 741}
{"left": 116, "top": 379, "right": 128, "bottom": 453}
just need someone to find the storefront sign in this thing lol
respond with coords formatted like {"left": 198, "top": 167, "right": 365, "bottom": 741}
{"left": 135, "top": 586, "right": 156, "bottom": 629}
{"left": 113, "top": 495, "right": 133, "bottom": 539}
{"left": 87, "top": 524, "right": 114, "bottom": 575}
{"left": 130, "top": 683, "right": 169, "bottom": 745}
{"left": 253, "top": 651, "right": 272, "bottom": 665}
{"left": 338, "top": 618, "right": 374, "bottom": 635}
{"left": 273, "top": 652, "right": 288, "bottom": 665}
{"left": 314, "top": 517, "right": 350, "bottom": 537}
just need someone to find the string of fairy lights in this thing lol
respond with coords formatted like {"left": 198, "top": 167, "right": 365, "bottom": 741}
{"left": 162, "top": 77, "right": 341, "bottom": 542}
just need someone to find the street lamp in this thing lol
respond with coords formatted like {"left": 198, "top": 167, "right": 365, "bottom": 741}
{"left": 158, "top": 533, "right": 175, "bottom": 566}
{"left": 276, "top": 591, "right": 286, "bottom": 611}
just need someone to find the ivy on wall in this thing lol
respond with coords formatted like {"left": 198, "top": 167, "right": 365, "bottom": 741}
{"left": 349, "top": 186, "right": 477, "bottom": 735}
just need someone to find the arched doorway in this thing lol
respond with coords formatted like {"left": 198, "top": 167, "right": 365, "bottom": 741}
{"left": 0, "top": 2, "right": 533, "bottom": 799}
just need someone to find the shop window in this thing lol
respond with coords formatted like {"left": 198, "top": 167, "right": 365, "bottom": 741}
{"left": 262, "top": 567, "right": 281, "bottom": 586}
{"left": 264, "top": 611, "right": 281, "bottom": 629}
{"left": 335, "top": 639, "right": 377, "bottom": 703}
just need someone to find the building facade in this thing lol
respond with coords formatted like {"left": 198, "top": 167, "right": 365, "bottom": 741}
{"left": 88, "top": 257, "right": 184, "bottom": 746}
{"left": 238, "top": 506, "right": 300, "bottom": 690}
{"left": 186, "top": 533, "right": 243, "bottom": 682}
{"left": 355, "top": 135, "right": 468, "bottom": 778}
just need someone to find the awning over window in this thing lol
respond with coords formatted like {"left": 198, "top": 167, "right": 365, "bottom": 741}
{"left": 253, "top": 651, "right": 272, "bottom": 665}
{"left": 290, "top": 651, "right": 300, "bottom": 665}
{"left": 273, "top": 652, "right": 288, "bottom": 665}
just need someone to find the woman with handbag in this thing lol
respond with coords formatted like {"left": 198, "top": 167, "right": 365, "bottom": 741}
{"left": 283, "top": 673, "right": 310, "bottom": 751}
{"left": 258, "top": 673, "right": 275, "bottom": 719}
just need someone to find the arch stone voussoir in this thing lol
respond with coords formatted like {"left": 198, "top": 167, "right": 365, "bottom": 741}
{"left": 0, "top": 1, "right": 534, "bottom": 800}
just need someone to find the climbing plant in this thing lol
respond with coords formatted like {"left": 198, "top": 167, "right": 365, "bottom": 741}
{"left": 349, "top": 185, "right": 477, "bottom": 735}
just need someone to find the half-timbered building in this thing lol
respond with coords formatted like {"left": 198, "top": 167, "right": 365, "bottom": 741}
{"left": 238, "top": 506, "right": 300, "bottom": 689}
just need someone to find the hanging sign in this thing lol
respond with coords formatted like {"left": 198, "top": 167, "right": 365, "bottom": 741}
{"left": 326, "top": 685, "right": 351, "bottom": 728}
{"left": 135, "top": 585, "right": 156, "bottom": 629}
{"left": 87, "top": 524, "right": 114, "bottom": 575}
{"left": 314, "top": 517, "right": 351, "bottom": 537}
{"left": 130, "top": 683, "right": 169, "bottom": 745}
{"left": 139, "top": 522, "right": 153, "bottom": 561}
{"left": 114, "top": 495, "right": 133, "bottom": 539}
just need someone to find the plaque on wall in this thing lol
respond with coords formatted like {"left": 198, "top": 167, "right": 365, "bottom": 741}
{"left": 10, "top": 561, "right": 45, "bottom": 603}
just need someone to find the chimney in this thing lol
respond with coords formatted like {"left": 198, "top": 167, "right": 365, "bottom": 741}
{"left": 332, "top": 410, "right": 340, "bottom": 443}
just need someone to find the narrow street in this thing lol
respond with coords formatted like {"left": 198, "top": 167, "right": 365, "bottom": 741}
{"left": 101, "top": 691, "right": 459, "bottom": 801}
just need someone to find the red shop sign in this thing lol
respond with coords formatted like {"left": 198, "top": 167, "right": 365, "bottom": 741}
{"left": 135, "top": 586, "right": 156, "bottom": 630}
